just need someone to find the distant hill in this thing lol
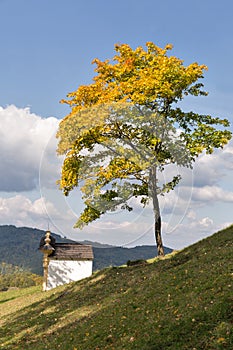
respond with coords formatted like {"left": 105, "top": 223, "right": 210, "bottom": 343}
{"left": 0, "top": 225, "right": 73, "bottom": 275}
{"left": 92, "top": 245, "right": 172, "bottom": 271}
{"left": 0, "top": 262, "right": 42, "bottom": 291}
{"left": 0, "top": 225, "right": 232, "bottom": 349}
{"left": 0, "top": 225, "right": 172, "bottom": 274}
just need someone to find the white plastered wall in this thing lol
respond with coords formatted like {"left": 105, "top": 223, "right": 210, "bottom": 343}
{"left": 46, "top": 259, "right": 93, "bottom": 290}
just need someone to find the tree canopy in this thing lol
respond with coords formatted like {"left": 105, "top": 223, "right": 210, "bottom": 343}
{"left": 57, "top": 42, "right": 231, "bottom": 255}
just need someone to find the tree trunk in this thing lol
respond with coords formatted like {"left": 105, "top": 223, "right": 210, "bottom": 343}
{"left": 149, "top": 166, "right": 165, "bottom": 257}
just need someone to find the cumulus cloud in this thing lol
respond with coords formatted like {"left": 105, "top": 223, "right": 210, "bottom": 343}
{"left": 0, "top": 194, "right": 62, "bottom": 228}
{"left": 74, "top": 211, "right": 231, "bottom": 249}
{"left": 162, "top": 214, "right": 231, "bottom": 250}
{"left": 192, "top": 139, "right": 233, "bottom": 187}
{"left": 192, "top": 185, "right": 233, "bottom": 203}
{"left": 0, "top": 105, "right": 59, "bottom": 192}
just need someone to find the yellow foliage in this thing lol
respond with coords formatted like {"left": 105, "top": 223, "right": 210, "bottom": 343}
{"left": 60, "top": 42, "right": 208, "bottom": 115}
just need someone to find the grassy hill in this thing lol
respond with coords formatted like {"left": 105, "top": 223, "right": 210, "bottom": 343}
{"left": 0, "top": 225, "right": 232, "bottom": 349}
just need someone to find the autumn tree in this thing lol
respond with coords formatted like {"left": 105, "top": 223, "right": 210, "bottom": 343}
{"left": 57, "top": 42, "right": 231, "bottom": 256}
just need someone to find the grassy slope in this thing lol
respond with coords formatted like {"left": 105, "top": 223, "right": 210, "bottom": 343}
{"left": 0, "top": 226, "right": 232, "bottom": 350}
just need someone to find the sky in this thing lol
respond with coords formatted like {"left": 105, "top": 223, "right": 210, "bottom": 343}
{"left": 0, "top": 0, "right": 233, "bottom": 249}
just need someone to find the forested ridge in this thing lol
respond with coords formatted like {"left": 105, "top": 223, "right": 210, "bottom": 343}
{"left": 0, "top": 225, "right": 172, "bottom": 275}
{"left": 0, "top": 262, "right": 42, "bottom": 291}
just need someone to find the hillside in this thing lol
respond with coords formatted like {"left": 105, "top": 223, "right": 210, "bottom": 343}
{"left": 0, "top": 225, "right": 232, "bottom": 349}
{"left": 0, "top": 262, "right": 42, "bottom": 291}
{"left": 0, "top": 225, "right": 172, "bottom": 274}
{"left": 0, "top": 225, "right": 73, "bottom": 275}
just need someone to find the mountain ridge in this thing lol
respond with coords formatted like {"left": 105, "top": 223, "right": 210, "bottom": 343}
{"left": 0, "top": 225, "right": 172, "bottom": 274}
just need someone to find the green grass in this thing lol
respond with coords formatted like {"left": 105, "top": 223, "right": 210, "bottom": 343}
{"left": 0, "top": 226, "right": 232, "bottom": 349}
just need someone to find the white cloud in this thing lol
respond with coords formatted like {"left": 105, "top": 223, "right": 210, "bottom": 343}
{"left": 74, "top": 217, "right": 154, "bottom": 247}
{"left": 186, "top": 209, "right": 196, "bottom": 221}
{"left": 162, "top": 215, "right": 231, "bottom": 250}
{"left": 192, "top": 185, "right": 233, "bottom": 203}
{"left": 0, "top": 194, "right": 60, "bottom": 227}
{"left": 192, "top": 139, "right": 233, "bottom": 187}
{"left": 0, "top": 105, "right": 59, "bottom": 192}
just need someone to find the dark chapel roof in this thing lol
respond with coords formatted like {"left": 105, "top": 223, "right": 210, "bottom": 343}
{"left": 50, "top": 243, "right": 94, "bottom": 261}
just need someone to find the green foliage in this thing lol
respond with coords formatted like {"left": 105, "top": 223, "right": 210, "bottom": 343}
{"left": 0, "top": 262, "right": 42, "bottom": 291}
{"left": 0, "top": 225, "right": 232, "bottom": 349}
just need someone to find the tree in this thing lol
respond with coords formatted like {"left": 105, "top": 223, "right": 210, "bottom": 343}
{"left": 57, "top": 42, "right": 231, "bottom": 256}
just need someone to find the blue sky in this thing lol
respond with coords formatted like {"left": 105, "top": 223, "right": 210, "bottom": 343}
{"left": 0, "top": 0, "right": 232, "bottom": 249}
